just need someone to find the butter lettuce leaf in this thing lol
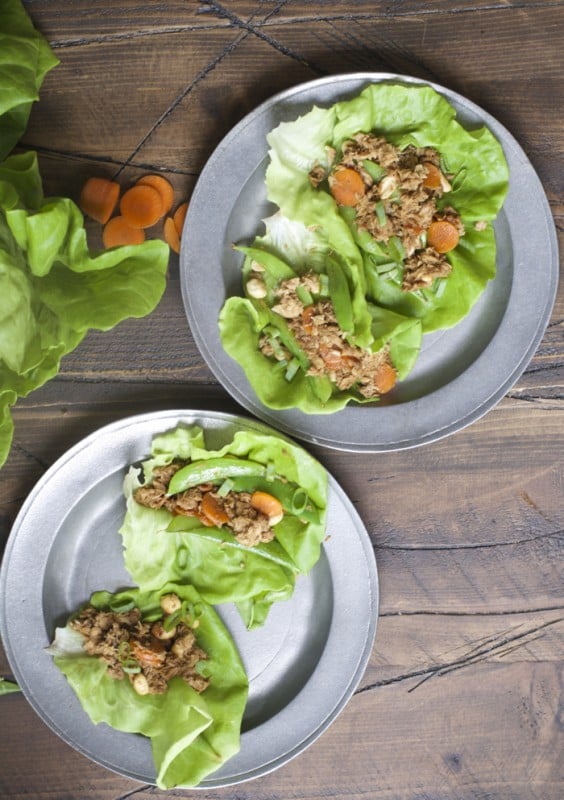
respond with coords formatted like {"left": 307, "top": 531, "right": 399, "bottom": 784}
{"left": 265, "top": 82, "right": 509, "bottom": 333}
{"left": 0, "top": 153, "right": 168, "bottom": 467}
{"left": 49, "top": 583, "right": 248, "bottom": 789}
{"left": 0, "top": 0, "right": 59, "bottom": 160}
{"left": 119, "top": 425, "right": 328, "bottom": 628}
{"left": 0, "top": 3, "right": 169, "bottom": 469}
{"left": 219, "top": 219, "right": 422, "bottom": 412}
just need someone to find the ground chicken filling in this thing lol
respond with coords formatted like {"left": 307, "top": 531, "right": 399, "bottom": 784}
{"left": 259, "top": 273, "right": 397, "bottom": 399}
{"left": 134, "top": 464, "right": 277, "bottom": 547}
{"left": 309, "top": 133, "right": 465, "bottom": 291}
{"left": 70, "top": 597, "right": 209, "bottom": 696}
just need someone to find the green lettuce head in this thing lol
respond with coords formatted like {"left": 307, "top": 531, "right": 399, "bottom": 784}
{"left": 48, "top": 583, "right": 248, "bottom": 790}
{"left": 0, "top": 1, "right": 169, "bottom": 468}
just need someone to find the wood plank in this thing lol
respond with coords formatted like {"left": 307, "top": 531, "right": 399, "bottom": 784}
{"left": 1, "top": 661, "right": 561, "bottom": 799}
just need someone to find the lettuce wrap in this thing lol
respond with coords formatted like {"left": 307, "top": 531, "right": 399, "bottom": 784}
{"left": 119, "top": 424, "right": 328, "bottom": 628}
{"left": 0, "top": 1, "right": 169, "bottom": 468}
{"left": 48, "top": 583, "right": 248, "bottom": 789}
{"left": 265, "top": 82, "right": 509, "bottom": 334}
{"left": 219, "top": 213, "right": 422, "bottom": 413}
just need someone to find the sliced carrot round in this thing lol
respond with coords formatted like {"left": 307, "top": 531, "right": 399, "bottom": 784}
{"left": 163, "top": 216, "right": 180, "bottom": 254}
{"left": 422, "top": 162, "right": 442, "bottom": 189}
{"left": 136, "top": 174, "right": 174, "bottom": 214}
{"left": 120, "top": 184, "right": 164, "bottom": 229}
{"left": 427, "top": 220, "right": 460, "bottom": 253}
{"left": 374, "top": 361, "right": 397, "bottom": 394}
{"left": 173, "top": 201, "right": 189, "bottom": 236}
{"left": 102, "top": 216, "right": 145, "bottom": 248}
{"left": 79, "top": 177, "right": 120, "bottom": 224}
{"left": 200, "top": 493, "right": 229, "bottom": 527}
{"left": 329, "top": 167, "right": 365, "bottom": 206}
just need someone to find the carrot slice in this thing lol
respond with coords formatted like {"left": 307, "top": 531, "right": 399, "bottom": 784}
{"left": 427, "top": 220, "right": 460, "bottom": 253}
{"left": 136, "top": 174, "right": 174, "bottom": 214}
{"left": 422, "top": 162, "right": 442, "bottom": 190}
{"left": 329, "top": 167, "right": 365, "bottom": 206}
{"left": 102, "top": 216, "right": 145, "bottom": 248}
{"left": 373, "top": 361, "right": 397, "bottom": 394}
{"left": 120, "top": 184, "right": 164, "bottom": 229}
{"left": 163, "top": 216, "right": 180, "bottom": 254}
{"left": 79, "top": 177, "right": 120, "bottom": 224}
{"left": 200, "top": 493, "right": 229, "bottom": 527}
{"left": 250, "top": 491, "right": 284, "bottom": 522}
{"left": 173, "top": 201, "right": 189, "bottom": 236}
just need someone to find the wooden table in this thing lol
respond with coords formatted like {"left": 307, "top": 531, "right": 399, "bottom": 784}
{"left": 1, "top": 2, "right": 562, "bottom": 798}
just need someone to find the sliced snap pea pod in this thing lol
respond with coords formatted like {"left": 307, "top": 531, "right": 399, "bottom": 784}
{"left": 168, "top": 457, "right": 267, "bottom": 495}
{"left": 326, "top": 256, "right": 353, "bottom": 333}
{"left": 236, "top": 245, "right": 296, "bottom": 282}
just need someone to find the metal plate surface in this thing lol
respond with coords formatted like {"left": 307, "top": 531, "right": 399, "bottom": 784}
{"left": 0, "top": 410, "right": 378, "bottom": 788}
{"left": 180, "top": 72, "right": 559, "bottom": 452}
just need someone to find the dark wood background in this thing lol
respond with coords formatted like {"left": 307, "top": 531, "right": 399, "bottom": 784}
{"left": 1, "top": 2, "right": 562, "bottom": 798}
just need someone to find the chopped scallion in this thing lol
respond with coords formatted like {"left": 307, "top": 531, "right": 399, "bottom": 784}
{"left": 375, "top": 201, "right": 387, "bottom": 227}
{"left": 296, "top": 285, "right": 313, "bottom": 305}
{"left": 362, "top": 159, "right": 387, "bottom": 182}
{"left": 284, "top": 358, "right": 300, "bottom": 381}
{"left": 217, "top": 478, "right": 234, "bottom": 497}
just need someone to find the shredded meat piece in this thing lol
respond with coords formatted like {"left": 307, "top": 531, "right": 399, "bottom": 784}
{"left": 403, "top": 249, "right": 452, "bottom": 290}
{"left": 70, "top": 604, "right": 209, "bottom": 695}
{"left": 134, "top": 473, "right": 275, "bottom": 547}
{"left": 261, "top": 273, "right": 396, "bottom": 399}
{"left": 310, "top": 132, "right": 464, "bottom": 292}
{"left": 134, "top": 463, "right": 184, "bottom": 510}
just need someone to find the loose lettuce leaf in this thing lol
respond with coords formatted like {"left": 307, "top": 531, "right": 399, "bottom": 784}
{"left": 0, "top": 151, "right": 168, "bottom": 467}
{"left": 49, "top": 583, "right": 248, "bottom": 789}
{"left": 0, "top": 4, "right": 170, "bottom": 469}
{"left": 265, "top": 82, "right": 509, "bottom": 333}
{"left": 219, "top": 219, "right": 422, "bottom": 412}
{"left": 119, "top": 425, "right": 328, "bottom": 628}
{"left": 0, "top": 0, "right": 59, "bottom": 160}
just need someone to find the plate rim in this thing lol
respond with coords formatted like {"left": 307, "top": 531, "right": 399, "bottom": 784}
{"left": 180, "top": 71, "right": 559, "bottom": 452}
{"left": 0, "top": 408, "right": 378, "bottom": 788}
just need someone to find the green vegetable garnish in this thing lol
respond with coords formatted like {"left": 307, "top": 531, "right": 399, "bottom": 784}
{"left": 0, "top": 1, "right": 169, "bottom": 469}
{"left": 168, "top": 457, "right": 267, "bottom": 495}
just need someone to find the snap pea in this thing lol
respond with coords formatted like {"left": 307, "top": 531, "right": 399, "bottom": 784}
{"left": 168, "top": 457, "right": 267, "bottom": 495}
{"left": 237, "top": 245, "right": 296, "bottom": 283}
{"left": 265, "top": 313, "right": 310, "bottom": 370}
{"left": 326, "top": 255, "right": 353, "bottom": 333}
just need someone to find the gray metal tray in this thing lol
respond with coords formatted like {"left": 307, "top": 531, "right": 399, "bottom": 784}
{"left": 0, "top": 410, "right": 378, "bottom": 788}
{"left": 180, "top": 72, "right": 558, "bottom": 451}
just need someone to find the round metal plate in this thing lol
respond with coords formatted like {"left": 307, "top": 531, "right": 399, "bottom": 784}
{"left": 0, "top": 410, "right": 378, "bottom": 788}
{"left": 180, "top": 72, "right": 558, "bottom": 452}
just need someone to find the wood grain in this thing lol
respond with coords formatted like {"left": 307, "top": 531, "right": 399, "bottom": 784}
{"left": 1, "top": 1, "right": 562, "bottom": 798}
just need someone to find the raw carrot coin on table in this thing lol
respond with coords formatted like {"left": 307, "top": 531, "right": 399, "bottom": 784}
{"left": 173, "top": 201, "right": 189, "bottom": 236}
{"left": 79, "top": 177, "right": 120, "bottom": 224}
{"left": 120, "top": 184, "right": 164, "bottom": 229}
{"left": 163, "top": 216, "right": 180, "bottom": 254}
{"left": 102, "top": 216, "right": 145, "bottom": 248}
{"left": 136, "top": 174, "right": 175, "bottom": 215}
